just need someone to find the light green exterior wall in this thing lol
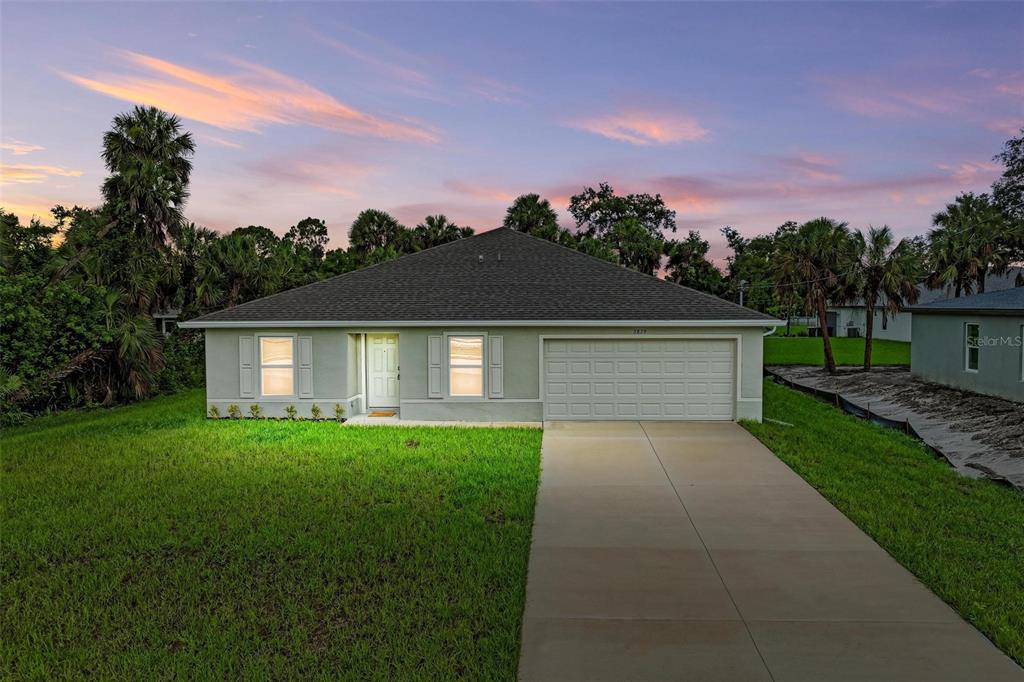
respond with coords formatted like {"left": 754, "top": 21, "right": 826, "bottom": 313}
{"left": 911, "top": 313, "right": 1024, "bottom": 402}
{"left": 205, "top": 328, "right": 358, "bottom": 419}
{"left": 203, "top": 325, "right": 770, "bottom": 421}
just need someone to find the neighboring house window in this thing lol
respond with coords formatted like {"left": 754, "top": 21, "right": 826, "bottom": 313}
{"left": 964, "top": 323, "right": 980, "bottom": 372}
{"left": 448, "top": 336, "right": 484, "bottom": 397}
{"left": 260, "top": 337, "right": 295, "bottom": 396}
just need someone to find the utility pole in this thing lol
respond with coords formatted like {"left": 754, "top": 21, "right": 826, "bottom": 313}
{"left": 739, "top": 279, "right": 747, "bottom": 307}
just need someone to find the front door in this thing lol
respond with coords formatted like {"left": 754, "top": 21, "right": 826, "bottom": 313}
{"left": 367, "top": 334, "right": 399, "bottom": 407}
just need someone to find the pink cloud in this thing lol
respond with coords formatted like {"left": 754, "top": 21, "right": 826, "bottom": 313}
{"left": 467, "top": 77, "right": 525, "bottom": 104}
{"left": 245, "top": 151, "right": 376, "bottom": 195}
{"left": 823, "top": 76, "right": 962, "bottom": 119}
{"left": 61, "top": 50, "right": 439, "bottom": 142}
{"left": 772, "top": 152, "right": 843, "bottom": 182}
{"left": 1, "top": 162, "right": 83, "bottom": 184}
{"left": 569, "top": 109, "right": 710, "bottom": 145}
{"left": 1, "top": 140, "right": 45, "bottom": 156}
{"left": 988, "top": 118, "right": 1024, "bottom": 135}
{"left": 442, "top": 180, "right": 517, "bottom": 203}
{"left": 387, "top": 202, "right": 503, "bottom": 231}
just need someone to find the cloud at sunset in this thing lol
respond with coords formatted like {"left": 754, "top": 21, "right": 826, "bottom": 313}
{"left": 61, "top": 51, "right": 439, "bottom": 142}
{"left": 569, "top": 110, "right": 710, "bottom": 145}
{"left": 1, "top": 140, "right": 45, "bottom": 155}
{"left": 1, "top": 163, "right": 83, "bottom": 184}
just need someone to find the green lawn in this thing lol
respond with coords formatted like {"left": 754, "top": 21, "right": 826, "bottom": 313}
{"left": 764, "top": 336, "right": 911, "bottom": 366}
{"left": 743, "top": 380, "right": 1024, "bottom": 666}
{"left": 1, "top": 390, "right": 543, "bottom": 680}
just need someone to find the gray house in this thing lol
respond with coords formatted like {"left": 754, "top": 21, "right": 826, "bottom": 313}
{"left": 181, "top": 229, "right": 780, "bottom": 422}
{"left": 910, "top": 287, "right": 1024, "bottom": 402}
{"left": 826, "top": 267, "right": 1024, "bottom": 342}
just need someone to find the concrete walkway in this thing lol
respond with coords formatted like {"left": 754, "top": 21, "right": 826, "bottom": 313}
{"left": 518, "top": 421, "right": 1023, "bottom": 681}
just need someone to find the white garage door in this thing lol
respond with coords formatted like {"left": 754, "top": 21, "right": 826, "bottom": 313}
{"left": 543, "top": 338, "right": 736, "bottom": 420}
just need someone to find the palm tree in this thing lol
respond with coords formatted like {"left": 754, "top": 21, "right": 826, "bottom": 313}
{"left": 348, "top": 209, "right": 406, "bottom": 253}
{"left": 412, "top": 215, "right": 473, "bottom": 250}
{"left": 852, "top": 226, "right": 921, "bottom": 371}
{"left": 774, "top": 218, "right": 859, "bottom": 374}
{"left": 503, "top": 194, "right": 559, "bottom": 234}
{"left": 48, "top": 106, "right": 195, "bottom": 285}
{"left": 928, "top": 193, "right": 1014, "bottom": 296}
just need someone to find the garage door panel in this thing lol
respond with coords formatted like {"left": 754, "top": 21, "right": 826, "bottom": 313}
{"left": 543, "top": 338, "right": 735, "bottom": 421}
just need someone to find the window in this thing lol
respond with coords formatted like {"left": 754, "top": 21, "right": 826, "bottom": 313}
{"left": 448, "top": 336, "right": 483, "bottom": 397}
{"left": 964, "top": 323, "right": 979, "bottom": 372}
{"left": 260, "top": 337, "right": 295, "bottom": 396}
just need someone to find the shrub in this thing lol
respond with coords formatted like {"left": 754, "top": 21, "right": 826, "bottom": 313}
{"left": 156, "top": 330, "right": 205, "bottom": 394}
{"left": 227, "top": 403, "right": 241, "bottom": 419}
{"left": 208, "top": 404, "right": 220, "bottom": 419}
{"left": 249, "top": 404, "right": 262, "bottom": 419}
{"left": 334, "top": 403, "right": 345, "bottom": 422}
{"left": 310, "top": 404, "right": 322, "bottom": 420}
{"left": 285, "top": 405, "right": 297, "bottom": 420}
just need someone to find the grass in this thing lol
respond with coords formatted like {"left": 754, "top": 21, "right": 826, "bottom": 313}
{"left": 743, "top": 380, "right": 1024, "bottom": 666}
{"left": 764, "top": 336, "right": 911, "bottom": 366}
{"left": 770, "top": 323, "right": 809, "bottom": 337}
{"left": 1, "top": 390, "right": 543, "bottom": 680}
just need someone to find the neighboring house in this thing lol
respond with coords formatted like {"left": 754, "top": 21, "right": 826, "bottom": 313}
{"left": 153, "top": 309, "right": 179, "bottom": 337}
{"left": 909, "top": 287, "right": 1024, "bottom": 402}
{"left": 825, "top": 267, "right": 1024, "bottom": 342}
{"left": 181, "top": 228, "right": 781, "bottom": 422}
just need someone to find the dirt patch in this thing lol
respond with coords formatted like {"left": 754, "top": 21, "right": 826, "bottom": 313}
{"left": 768, "top": 366, "right": 1024, "bottom": 489}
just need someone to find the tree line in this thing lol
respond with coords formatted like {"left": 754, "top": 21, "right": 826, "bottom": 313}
{"left": 1, "top": 105, "right": 1022, "bottom": 420}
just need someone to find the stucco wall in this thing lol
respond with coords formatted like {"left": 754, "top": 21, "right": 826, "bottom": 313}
{"left": 203, "top": 325, "right": 771, "bottom": 421}
{"left": 204, "top": 328, "right": 357, "bottom": 418}
{"left": 911, "top": 314, "right": 1024, "bottom": 402}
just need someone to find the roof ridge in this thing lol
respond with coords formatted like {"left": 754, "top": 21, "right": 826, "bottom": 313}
{"left": 509, "top": 227, "right": 756, "bottom": 315}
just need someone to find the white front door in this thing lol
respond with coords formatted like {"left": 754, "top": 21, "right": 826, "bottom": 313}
{"left": 367, "top": 334, "right": 399, "bottom": 407}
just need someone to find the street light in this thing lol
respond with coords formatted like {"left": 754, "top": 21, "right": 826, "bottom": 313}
{"left": 739, "top": 279, "right": 748, "bottom": 307}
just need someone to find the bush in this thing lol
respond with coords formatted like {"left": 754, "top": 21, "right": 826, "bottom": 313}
{"left": 310, "top": 404, "right": 321, "bottom": 420}
{"left": 227, "top": 404, "right": 241, "bottom": 419}
{"left": 248, "top": 404, "right": 262, "bottom": 419}
{"left": 285, "top": 405, "right": 297, "bottom": 420}
{"left": 334, "top": 403, "right": 345, "bottom": 422}
{"left": 156, "top": 330, "right": 204, "bottom": 394}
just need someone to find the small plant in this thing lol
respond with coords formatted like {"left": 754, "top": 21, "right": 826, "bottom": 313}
{"left": 310, "top": 404, "right": 322, "bottom": 420}
{"left": 405, "top": 438, "right": 420, "bottom": 448}
{"left": 249, "top": 404, "right": 262, "bottom": 419}
{"left": 334, "top": 403, "right": 346, "bottom": 422}
{"left": 208, "top": 405, "right": 221, "bottom": 419}
{"left": 227, "top": 404, "right": 242, "bottom": 419}
{"left": 285, "top": 405, "right": 298, "bottom": 420}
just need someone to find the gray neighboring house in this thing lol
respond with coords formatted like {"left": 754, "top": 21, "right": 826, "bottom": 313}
{"left": 826, "top": 267, "right": 1024, "bottom": 342}
{"left": 909, "top": 287, "right": 1024, "bottom": 402}
{"left": 181, "top": 228, "right": 781, "bottom": 422}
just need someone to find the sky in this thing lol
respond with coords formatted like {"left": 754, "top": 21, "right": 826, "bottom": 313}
{"left": 1, "top": 1, "right": 1022, "bottom": 262}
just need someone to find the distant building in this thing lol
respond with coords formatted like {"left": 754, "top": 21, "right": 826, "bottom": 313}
{"left": 153, "top": 310, "right": 179, "bottom": 337}
{"left": 909, "top": 287, "right": 1024, "bottom": 402}
{"left": 822, "top": 268, "right": 1024, "bottom": 342}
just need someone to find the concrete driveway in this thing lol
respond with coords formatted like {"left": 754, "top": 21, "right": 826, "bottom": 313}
{"left": 518, "top": 421, "right": 1023, "bottom": 681}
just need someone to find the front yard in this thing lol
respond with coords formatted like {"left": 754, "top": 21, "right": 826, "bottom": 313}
{"left": 744, "top": 380, "right": 1024, "bottom": 666}
{"left": 764, "top": 336, "right": 911, "bottom": 366}
{"left": 0, "top": 390, "right": 543, "bottom": 680}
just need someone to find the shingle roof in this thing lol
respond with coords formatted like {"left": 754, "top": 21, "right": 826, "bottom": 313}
{"left": 184, "top": 228, "right": 776, "bottom": 325}
{"left": 909, "top": 286, "right": 1024, "bottom": 315}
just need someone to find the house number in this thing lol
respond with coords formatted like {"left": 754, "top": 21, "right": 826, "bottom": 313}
{"left": 633, "top": 328, "right": 648, "bottom": 335}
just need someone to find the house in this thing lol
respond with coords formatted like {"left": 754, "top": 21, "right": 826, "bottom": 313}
{"left": 909, "top": 286, "right": 1024, "bottom": 402}
{"left": 153, "top": 309, "right": 179, "bottom": 337}
{"left": 181, "top": 228, "right": 781, "bottom": 422}
{"left": 825, "top": 267, "right": 1024, "bottom": 342}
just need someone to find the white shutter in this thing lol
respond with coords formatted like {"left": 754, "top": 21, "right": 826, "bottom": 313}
{"left": 488, "top": 335, "right": 503, "bottom": 399}
{"left": 298, "top": 335, "right": 313, "bottom": 398}
{"left": 239, "top": 336, "right": 255, "bottom": 398}
{"left": 428, "top": 335, "right": 442, "bottom": 398}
